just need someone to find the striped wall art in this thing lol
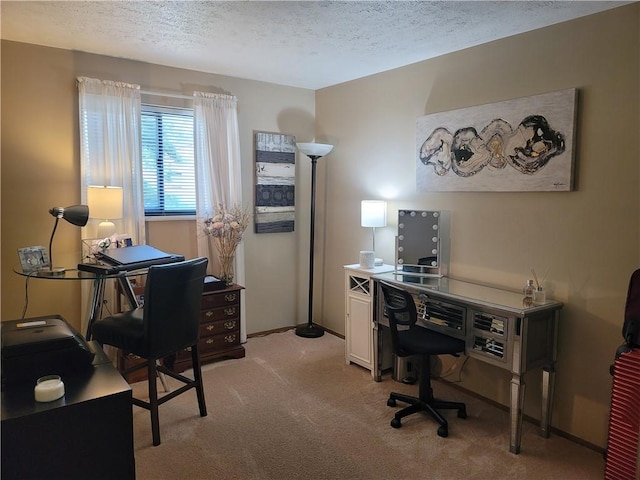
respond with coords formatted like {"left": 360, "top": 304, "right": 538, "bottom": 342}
{"left": 255, "top": 132, "right": 296, "bottom": 233}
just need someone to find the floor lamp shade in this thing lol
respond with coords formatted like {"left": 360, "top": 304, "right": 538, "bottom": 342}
{"left": 295, "top": 142, "right": 334, "bottom": 338}
{"left": 296, "top": 142, "right": 333, "bottom": 158}
{"left": 87, "top": 186, "right": 123, "bottom": 237}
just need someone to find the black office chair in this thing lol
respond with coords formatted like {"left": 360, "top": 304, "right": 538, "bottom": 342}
{"left": 92, "top": 257, "right": 209, "bottom": 446}
{"left": 380, "top": 281, "right": 467, "bottom": 437}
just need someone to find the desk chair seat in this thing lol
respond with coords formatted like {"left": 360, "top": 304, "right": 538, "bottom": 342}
{"left": 92, "top": 257, "right": 208, "bottom": 446}
{"left": 380, "top": 281, "right": 467, "bottom": 438}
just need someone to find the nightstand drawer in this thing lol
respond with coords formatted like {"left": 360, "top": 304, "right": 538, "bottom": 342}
{"left": 200, "top": 318, "right": 239, "bottom": 337}
{"left": 201, "top": 305, "right": 240, "bottom": 322}
{"left": 202, "top": 290, "right": 240, "bottom": 309}
{"left": 177, "top": 331, "right": 241, "bottom": 359}
{"left": 200, "top": 331, "right": 241, "bottom": 352}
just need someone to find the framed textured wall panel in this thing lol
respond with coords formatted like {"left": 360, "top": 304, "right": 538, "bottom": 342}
{"left": 255, "top": 132, "right": 296, "bottom": 233}
{"left": 416, "top": 88, "right": 578, "bottom": 192}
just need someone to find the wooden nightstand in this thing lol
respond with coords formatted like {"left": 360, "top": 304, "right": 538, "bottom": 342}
{"left": 172, "top": 283, "right": 245, "bottom": 373}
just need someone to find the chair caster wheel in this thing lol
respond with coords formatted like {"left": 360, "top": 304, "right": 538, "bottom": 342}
{"left": 387, "top": 398, "right": 396, "bottom": 407}
{"left": 458, "top": 408, "right": 467, "bottom": 419}
{"left": 437, "top": 425, "right": 448, "bottom": 437}
{"left": 391, "top": 418, "right": 402, "bottom": 428}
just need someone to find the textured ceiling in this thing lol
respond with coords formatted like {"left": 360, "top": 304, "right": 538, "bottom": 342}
{"left": 1, "top": 1, "right": 630, "bottom": 89}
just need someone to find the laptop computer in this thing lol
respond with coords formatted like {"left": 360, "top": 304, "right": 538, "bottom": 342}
{"left": 97, "top": 245, "right": 173, "bottom": 266}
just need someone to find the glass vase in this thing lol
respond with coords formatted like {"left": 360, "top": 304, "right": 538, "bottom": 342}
{"left": 219, "top": 254, "right": 234, "bottom": 287}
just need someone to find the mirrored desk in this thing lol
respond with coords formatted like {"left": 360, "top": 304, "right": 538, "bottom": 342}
{"left": 372, "top": 271, "right": 563, "bottom": 454}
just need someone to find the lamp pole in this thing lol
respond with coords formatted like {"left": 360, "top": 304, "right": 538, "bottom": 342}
{"left": 296, "top": 154, "right": 323, "bottom": 338}
{"left": 295, "top": 142, "right": 333, "bottom": 338}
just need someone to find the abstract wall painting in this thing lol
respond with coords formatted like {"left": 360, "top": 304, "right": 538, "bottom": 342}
{"left": 416, "top": 88, "right": 578, "bottom": 192}
{"left": 255, "top": 132, "right": 296, "bottom": 233}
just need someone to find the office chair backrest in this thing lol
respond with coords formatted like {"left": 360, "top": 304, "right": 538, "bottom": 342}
{"left": 380, "top": 281, "right": 418, "bottom": 357}
{"left": 623, "top": 268, "right": 640, "bottom": 348}
{"left": 142, "top": 257, "right": 208, "bottom": 358}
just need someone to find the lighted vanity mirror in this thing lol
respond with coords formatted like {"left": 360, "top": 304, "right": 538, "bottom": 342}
{"left": 396, "top": 210, "right": 449, "bottom": 277}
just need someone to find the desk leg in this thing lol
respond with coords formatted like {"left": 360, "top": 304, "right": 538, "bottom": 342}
{"left": 117, "top": 277, "right": 139, "bottom": 310}
{"left": 85, "top": 278, "right": 106, "bottom": 341}
{"left": 541, "top": 366, "right": 555, "bottom": 438}
{"left": 541, "top": 310, "right": 559, "bottom": 438}
{"left": 510, "top": 374, "right": 525, "bottom": 454}
{"left": 373, "top": 322, "right": 382, "bottom": 382}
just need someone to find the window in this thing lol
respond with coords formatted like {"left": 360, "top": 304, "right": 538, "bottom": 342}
{"left": 141, "top": 105, "right": 195, "bottom": 216}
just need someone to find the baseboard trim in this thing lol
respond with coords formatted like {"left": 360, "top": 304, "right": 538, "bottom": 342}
{"left": 438, "top": 378, "right": 605, "bottom": 455}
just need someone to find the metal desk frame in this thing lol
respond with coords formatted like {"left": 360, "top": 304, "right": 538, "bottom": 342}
{"left": 372, "top": 272, "right": 563, "bottom": 454}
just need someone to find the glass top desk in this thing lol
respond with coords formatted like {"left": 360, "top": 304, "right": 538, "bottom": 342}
{"left": 372, "top": 271, "right": 563, "bottom": 454}
{"left": 14, "top": 266, "right": 144, "bottom": 341}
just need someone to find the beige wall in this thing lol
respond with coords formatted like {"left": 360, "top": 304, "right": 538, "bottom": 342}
{"left": 316, "top": 5, "right": 639, "bottom": 449}
{"left": 1, "top": 4, "right": 638, "bottom": 450}
{"left": 1, "top": 41, "right": 316, "bottom": 336}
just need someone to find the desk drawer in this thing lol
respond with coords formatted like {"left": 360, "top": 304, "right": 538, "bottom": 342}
{"left": 470, "top": 310, "right": 509, "bottom": 363}
{"left": 414, "top": 294, "right": 466, "bottom": 339}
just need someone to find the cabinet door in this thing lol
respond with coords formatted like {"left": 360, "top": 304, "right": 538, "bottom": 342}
{"left": 346, "top": 293, "right": 373, "bottom": 369}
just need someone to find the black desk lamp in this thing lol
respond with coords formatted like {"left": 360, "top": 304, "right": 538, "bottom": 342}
{"left": 296, "top": 142, "right": 333, "bottom": 338}
{"left": 39, "top": 205, "right": 89, "bottom": 276}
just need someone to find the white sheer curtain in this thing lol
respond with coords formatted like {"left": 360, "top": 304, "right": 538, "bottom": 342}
{"left": 77, "top": 77, "right": 145, "bottom": 336}
{"left": 193, "top": 92, "right": 246, "bottom": 342}
{"left": 77, "top": 77, "right": 145, "bottom": 244}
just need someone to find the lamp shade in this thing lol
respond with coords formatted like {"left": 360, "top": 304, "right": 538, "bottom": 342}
{"left": 49, "top": 205, "right": 89, "bottom": 226}
{"left": 296, "top": 142, "right": 333, "bottom": 158}
{"left": 87, "top": 186, "right": 123, "bottom": 220}
{"left": 361, "top": 200, "right": 387, "bottom": 228}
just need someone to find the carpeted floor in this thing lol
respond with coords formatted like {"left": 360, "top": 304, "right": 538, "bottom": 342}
{"left": 131, "top": 330, "right": 605, "bottom": 480}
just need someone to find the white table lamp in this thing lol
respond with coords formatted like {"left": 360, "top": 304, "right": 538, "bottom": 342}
{"left": 361, "top": 200, "right": 387, "bottom": 266}
{"left": 87, "top": 185, "right": 123, "bottom": 238}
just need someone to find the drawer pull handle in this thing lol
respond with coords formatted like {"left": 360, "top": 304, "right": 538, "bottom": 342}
{"left": 224, "top": 321, "right": 236, "bottom": 330}
{"left": 205, "top": 310, "right": 214, "bottom": 317}
{"left": 224, "top": 293, "right": 237, "bottom": 302}
{"left": 206, "top": 338, "right": 214, "bottom": 344}
{"left": 224, "top": 334, "right": 236, "bottom": 343}
{"left": 224, "top": 307, "right": 236, "bottom": 316}
{"left": 206, "top": 324, "right": 215, "bottom": 331}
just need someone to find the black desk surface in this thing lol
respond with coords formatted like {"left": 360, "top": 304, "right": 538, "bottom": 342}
{"left": 1, "top": 342, "right": 135, "bottom": 480}
{"left": 1, "top": 341, "right": 130, "bottom": 420}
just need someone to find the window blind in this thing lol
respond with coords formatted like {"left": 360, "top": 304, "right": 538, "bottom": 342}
{"left": 141, "top": 104, "right": 195, "bottom": 216}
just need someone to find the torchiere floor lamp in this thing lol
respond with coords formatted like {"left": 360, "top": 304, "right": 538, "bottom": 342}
{"left": 296, "top": 142, "right": 334, "bottom": 338}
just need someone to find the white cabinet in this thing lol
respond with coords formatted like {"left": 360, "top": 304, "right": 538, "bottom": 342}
{"left": 344, "top": 264, "right": 394, "bottom": 375}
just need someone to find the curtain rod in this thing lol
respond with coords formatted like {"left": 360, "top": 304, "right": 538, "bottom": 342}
{"left": 140, "top": 89, "right": 193, "bottom": 101}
